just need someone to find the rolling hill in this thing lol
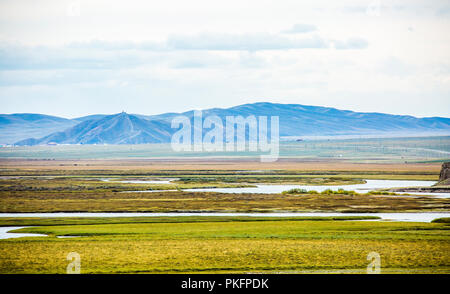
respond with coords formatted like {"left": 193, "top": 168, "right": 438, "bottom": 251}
{"left": 0, "top": 113, "right": 78, "bottom": 144}
{"left": 148, "top": 102, "right": 450, "bottom": 138}
{"left": 15, "top": 112, "right": 173, "bottom": 145}
{"left": 6, "top": 102, "right": 450, "bottom": 145}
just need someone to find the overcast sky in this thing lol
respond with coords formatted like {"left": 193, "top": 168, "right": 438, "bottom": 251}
{"left": 0, "top": 0, "right": 449, "bottom": 118}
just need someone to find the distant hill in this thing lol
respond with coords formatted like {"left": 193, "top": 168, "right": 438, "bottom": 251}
{"left": 148, "top": 102, "right": 450, "bottom": 138}
{"left": 15, "top": 112, "right": 173, "bottom": 145}
{"left": 0, "top": 113, "right": 77, "bottom": 144}
{"left": 72, "top": 114, "right": 109, "bottom": 123}
{"left": 6, "top": 102, "right": 450, "bottom": 146}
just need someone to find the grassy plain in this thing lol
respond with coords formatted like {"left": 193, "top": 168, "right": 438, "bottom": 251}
{"left": 0, "top": 158, "right": 448, "bottom": 274}
{"left": 0, "top": 217, "right": 449, "bottom": 274}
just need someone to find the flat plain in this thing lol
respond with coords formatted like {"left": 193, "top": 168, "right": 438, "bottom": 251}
{"left": 1, "top": 217, "right": 449, "bottom": 274}
{"left": 0, "top": 157, "right": 449, "bottom": 273}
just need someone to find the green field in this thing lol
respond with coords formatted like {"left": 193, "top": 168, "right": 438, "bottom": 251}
{"left": 1, "top": 216, "right": 449, "bottom": 274}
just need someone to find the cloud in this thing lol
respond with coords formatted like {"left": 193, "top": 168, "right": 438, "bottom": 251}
{"left": 282, "top": 24, "right": 317, "bottom": 34}
{"left": 377, "top": 56, "right": 414, "bottom": 77}
{"left": 67, "top": 40, "right": 165, "bottom": 51}
{"left": 436, "top": 6, "right": 450, "bottom": 16}
{"left": 166, "top": 32, "right": 328, "bottom": 51}
{"left": 0, "top": 43, "right": 145, "bottom": 70}
{"left": 169, "top": 53, "right": 232, "bottom": 69}
{"left": 333, "top": 38, "right": 368, "bottom": 50}
{"left": 65, "top": 31, "right": 329, "bottom": 52}
{"left": 0, "top": 30, "right": 369, "bottom": 71}
{"left": 238, "top": 52, "right": 267, "bottom": 68}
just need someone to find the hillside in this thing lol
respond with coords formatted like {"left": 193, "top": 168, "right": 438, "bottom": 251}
{"left": 0, "top": 113, "right": 77, "bottom": 144}
{"left": 7, "top": 102, "right": 450, "bottom": 146}
{"left": 148, "top": 102, "right": 450, "bottom": 138}
{"left": 15, "top": 112, "right": 173, "bottom": 145}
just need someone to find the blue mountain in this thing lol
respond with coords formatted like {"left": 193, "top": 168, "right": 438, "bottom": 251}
{"left": 0, "top": 113, "right": 77, "bottom": 144}
{"left": 5, "top": 102, "right": 450, "bottom": 146}
{"left": 15, "top": 112, "right": 173, "bottom": 145}
{"left": 148, "top": 102, "right": 450, "bottom": 137}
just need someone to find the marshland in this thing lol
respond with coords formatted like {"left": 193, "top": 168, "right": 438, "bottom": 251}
{"left": 0, "top": 156, "right": 449, "bottom": 273}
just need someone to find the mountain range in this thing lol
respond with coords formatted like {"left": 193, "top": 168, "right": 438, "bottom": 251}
{"left": 1, "top": 102, "right": 449, "bottom": 145}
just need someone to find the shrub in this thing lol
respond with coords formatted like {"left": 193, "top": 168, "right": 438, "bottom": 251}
{"left": 431, "top": 217, "right": 450, "bottom": 223}
{"left": 320, "top": 189, "right": 358, "bottom": 195}
{"left": 367, "top": 191, "right": 397, "bottom": 195}
{"left": 282, "top": 188, "right": 308, "bottom": 194}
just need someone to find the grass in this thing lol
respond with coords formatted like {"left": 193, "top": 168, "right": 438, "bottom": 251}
{"left": 0, "top": 217, "right": 449, "bottom": 274}
{"left": 432, "top": 217, "right": 450, "bottom": 223}
{"left": 282, "top": 188, "right": 399, "bottom": 196}
{"left": 0, "top": 174, "right": 448, "bottom": 213}
{"left": 282, "top": 188, "right": 359, "bottom": 195}
{"left": 0, "top": 162, "right": 448, "bottom": 274}
{"left": 173, "top": 176, "right": 365, "bottom": 185}
{"left": 1, "top": 189, "right": 449, "bottom": 213}
{"left": 0, "top": 216, "right": 381, "bottom": 227}
{"left": 0, "top": 177, "right": 255, "bottom": 192}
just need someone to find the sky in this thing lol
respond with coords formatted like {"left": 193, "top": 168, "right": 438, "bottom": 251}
{"left": 0, "top": 0, "right": 449, "bottom": 118}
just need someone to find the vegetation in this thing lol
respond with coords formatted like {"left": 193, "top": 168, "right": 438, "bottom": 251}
{"left": 0, "top": 169, "right": 447, "bottom": 213}
{"left": 0, "top": 217, "right": 449, "bottom": 274}
{"left": 0, "top": 160, "right": 448, "bottom": 274}
{"left": 282, "top": 188, "right": 400, "bottom": 196}
{"left": 0, "top": 216, "right": 381, "bottom": 227}
{"left": 173, "top": 176, "right": 364, "bottom": 185}
{"left": 367, "top": 191, "right": 399, "bottom": 195}
{"left": 1, "top": 188, "right": 449, "bottom": 213}
{"left": 282, "top": 188, "right": 313, "bottom": 194}
{"left": 432, "top": 217, "right": 450, "bottom": 223}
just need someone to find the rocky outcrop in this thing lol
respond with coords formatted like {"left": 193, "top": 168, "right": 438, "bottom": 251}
{"left": 390, "top": 162, "right": 450, "bottom": 192}
{"left": 439, "top": 162, "right": 450, "bottom": 183}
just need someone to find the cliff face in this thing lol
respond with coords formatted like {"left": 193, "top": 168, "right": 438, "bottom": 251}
{"left": 438, "top": 162, "right": 450, "bottom": 185}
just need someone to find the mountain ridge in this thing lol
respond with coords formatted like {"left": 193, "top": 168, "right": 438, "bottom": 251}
{"left": 15, "top": 112, "right": 173, "bottom": 146}
{"left": 4, "top": 102, "right": 450, "bottom": 145}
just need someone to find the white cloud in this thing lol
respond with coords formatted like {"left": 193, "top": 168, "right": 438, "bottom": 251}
{"left": 282, "top": 24, "right": 317, "bottom": 34}
{"left": 333, "top": 38, "right": 368, "bottom": 50}
{"left": 166, "top": 32, "right": 329, "bottom": 51}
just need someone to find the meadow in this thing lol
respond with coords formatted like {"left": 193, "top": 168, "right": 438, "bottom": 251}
{"left": 0, "top": 158, "right": 448, "bottom": 274}
{"left": 0, "top": 216, "right": 449, "bottom": 274}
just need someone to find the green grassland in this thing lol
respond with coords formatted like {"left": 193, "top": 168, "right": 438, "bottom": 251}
{"left": 0, "top": 217, "right": 449, "bottom": 274}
